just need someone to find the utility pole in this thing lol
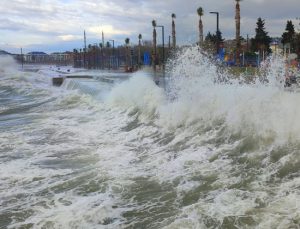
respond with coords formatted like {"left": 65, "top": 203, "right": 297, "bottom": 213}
{"left": 20, "top": 48, "right": 24, "bottom": 69}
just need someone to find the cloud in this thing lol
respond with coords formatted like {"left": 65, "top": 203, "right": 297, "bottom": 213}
{"left": 0, "top": 0, "right": 299, "bottom": 53}
{"left": 58, "top": 34, "right": 82, "bottom": 41}
{"left": 87, "top": 25, "right": 131, "bottom": 36}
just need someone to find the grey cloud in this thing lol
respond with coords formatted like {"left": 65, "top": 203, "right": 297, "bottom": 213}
{"left": 1, "top": 0, "right": 299, "bottom": 53}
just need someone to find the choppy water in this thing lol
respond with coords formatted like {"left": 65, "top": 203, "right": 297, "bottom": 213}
{"left": 1, "top": 48, "right": 300, "bottom": 229}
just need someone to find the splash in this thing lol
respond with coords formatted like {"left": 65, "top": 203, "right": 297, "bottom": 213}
{"left": 0, "top": 55, "right": 18, "bottom": 75}
{"left": 107, "top": 71, "right": 165, "bottom": 119}
{"left": 2, "top": 46, "right": 300, "bottom": 229}
{"left": 157, "top": 47, "right": 298, "bottom": 144}
{"left": 107, "top": 47, "right": 299, "bottom": 144}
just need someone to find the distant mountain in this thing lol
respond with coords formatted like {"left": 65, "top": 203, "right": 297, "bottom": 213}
{"left": 0, "top": 49, "right": 12, "bottom": 55}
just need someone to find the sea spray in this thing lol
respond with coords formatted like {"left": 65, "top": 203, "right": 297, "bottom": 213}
{"left": 107, "top": 72, "right": 165, "bottom": 120}
{"left": 1, "top": 46, "right": 300, "bottom": 228}
{"left": 152, "top": 47, "right": 299, "bottom": 144}
{"left": 0, "top": 55, "right": 18, "bottom": 75}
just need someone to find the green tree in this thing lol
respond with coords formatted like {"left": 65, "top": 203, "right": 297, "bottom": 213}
{"left": 251, "top": 18, "right": 272, "bottom": 54}
{"left": 281, "top": 20, "right": 296, "bottom": 52}
{"left": 295, "top": 33, "right": 300, "bottom": 55}
{"left": 205, "top": 31, "right": 223, "bottom": 45}
{"left": 197, "top": 7, "right": 204, "bottom": 45}
{"left": 205, "top": 32, "right": 213, "bottom": 42}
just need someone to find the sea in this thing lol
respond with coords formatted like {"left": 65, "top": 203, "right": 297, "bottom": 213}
{"left": 1, "top": 47, "right": 300, "bottom": 229}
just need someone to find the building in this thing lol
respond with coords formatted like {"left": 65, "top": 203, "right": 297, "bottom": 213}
{"left": 25, "top": 52, "right": 49, "bottom": 63}
{"left": 49, "top": 52, "right": 73, "bottom": 64}
{"left": 270, "top": 38, "right": 284, "bottom": 55}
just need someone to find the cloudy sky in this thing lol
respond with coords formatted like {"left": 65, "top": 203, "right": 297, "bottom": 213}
{"left": 0, "top": 0, "right": 299, "bottom": 53}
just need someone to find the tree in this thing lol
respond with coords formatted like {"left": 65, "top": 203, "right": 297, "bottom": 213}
{"left": 197, "top": 7, "right": 204, "bottom": 45}
{"left": 205, "top": 31, "right": 223, "bottom": 45}
{"left": 205, "top": 32, "right": 213, "bottom": 42}
{"left": 171, "top": 13, "right": 176, "bottom": 49}
{"left": 138, "top": 34, "right": 142, "bottom": 67}
{"left": 125, "top": 38, "right": 130, "bottom": 69}
{"left": 281, "top": 20, "right": 296, "bottom": 52}
{"left": 294, "top": 33, "right": 300, "bottom": 55}
{"left": 152, "top": 20, "right": 157, "bottom": 69}
{"left": 235, "top": 0, "right": 242, "bottom": 65}
{"left": 251, "top": 18, "right": 272, "bottom": 55}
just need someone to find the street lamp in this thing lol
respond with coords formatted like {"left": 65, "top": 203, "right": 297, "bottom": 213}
{"left": 154, "top": 23, "right": 165, "bottom": 65}
{"left": 210, "top": 11, "right": 220, "bottom": 54}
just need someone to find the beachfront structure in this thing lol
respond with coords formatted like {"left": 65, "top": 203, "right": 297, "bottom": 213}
{"left": 25, "top": 52, "right": 49, "bottom": 63}
{"left": 50, "top": 52, "right": 73, "bottom": 63}
{"left": 23, "top": 52, "right": 73, "bottom": 64}
{"left": 270, "top": 38, "right": 284, "bottom": 55}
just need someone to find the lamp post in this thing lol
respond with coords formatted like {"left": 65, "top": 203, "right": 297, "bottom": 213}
{"left": 155, "top": 24, "right": 165, "bottom": 66}
{"left": 84, "top": 30, "right": 87, "bottom": 68}
{"left": 210, "top": 11, "right": 219, "bottom": 54}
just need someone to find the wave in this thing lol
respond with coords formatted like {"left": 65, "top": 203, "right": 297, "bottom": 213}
{"left": 106, "top": 47, "right": 299, "bottom": 146}
{"left": 2, "top": 46, "right": 300, "bottom": 228}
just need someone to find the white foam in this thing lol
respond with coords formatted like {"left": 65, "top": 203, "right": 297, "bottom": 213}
{"left": 2, "top": 48, "right": 300, "bottom": 228}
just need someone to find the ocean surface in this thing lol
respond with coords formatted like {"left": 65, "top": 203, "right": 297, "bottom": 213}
{"left": 1, "top": 48, "right": 300, "bottom": 229}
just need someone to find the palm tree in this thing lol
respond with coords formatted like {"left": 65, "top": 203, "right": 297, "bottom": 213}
{"left": 125, "top": 38, "right": 130, "bottom": 69}
{"left": 171, "top": 13, "right": 176, "bottom": 49}
{"left": 138, "top": 34, "right": 142, "bottom": 67}
{"left": 197, "top": 7, "right": 204, "bottom": 46}
{"left": 235, "top": 0, "right": 242, "bottom": 65}
{"left": 152, "top": 20, "right": 157, "bottom": 69}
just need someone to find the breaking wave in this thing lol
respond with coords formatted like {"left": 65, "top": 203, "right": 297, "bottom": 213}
{"left": 1, "top": 46, "right": 300, "bottom": 228}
